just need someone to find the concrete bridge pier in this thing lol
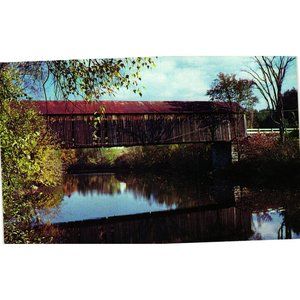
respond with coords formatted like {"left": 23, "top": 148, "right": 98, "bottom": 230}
{"left": 211, "top": 142, "right": 233, "bottom": 170}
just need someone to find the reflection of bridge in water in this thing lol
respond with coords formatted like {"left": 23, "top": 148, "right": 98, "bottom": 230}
{"left": 52, "top": 203, "right": 252, "bottom": 243}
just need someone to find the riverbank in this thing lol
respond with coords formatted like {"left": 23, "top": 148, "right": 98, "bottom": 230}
{"left": 67, "top": 162, "right": 300, "bottom": 188}
{"left": 64, "top": 144, "right": 211, "bottom": 176}
{"left": 66, "top": 161, "right": 300, "bottom": 191}
{"left": 222, "top": 159, "right": 300, "bottom": 187}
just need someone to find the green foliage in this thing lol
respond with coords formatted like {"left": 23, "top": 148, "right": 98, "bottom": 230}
{"left": 252, "top": 87, "right": 298, "bottom": 128}
{"left": 206, "top": 73, "right": 258, "bottom": 128}
{"left": 1, "top": 56, "right": 157, "bottom": 243}
{"left": 253, "top": 109, "right": 276, "bottom": 128}
{"left": 67, "top": 148, "right": 125, "bottom": 168}
{"left": 282, "top": 88, "right": 298, "bottom": 128}
{"left": 0, "top": 67, "right": 63, "bottom": 243}
{"left": 206, "top": 73, "right": 258, "bottom": 109}
{"left": 0, "top": 99, "right": 62, "bottom": 188}
{"left": 7, "top": 57, "right": 156, "bottom": 100}
{"left": 66, "top": 144, "right": 211, "bottom": 174}
{"left": 288, "top": 129, "right": 299, "bottom": 139}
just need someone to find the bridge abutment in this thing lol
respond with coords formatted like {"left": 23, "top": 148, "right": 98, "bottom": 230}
{"left": 211, "top": 142, "right": 233, "bottom": 170}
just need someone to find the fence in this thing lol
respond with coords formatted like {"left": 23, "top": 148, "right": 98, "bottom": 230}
{"left": 247, "top": 128, "right": 298, "bottom": 135}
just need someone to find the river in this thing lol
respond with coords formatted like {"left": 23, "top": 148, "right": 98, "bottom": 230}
{"left": 35, "top": 172, "right": 300, "bottom": 243}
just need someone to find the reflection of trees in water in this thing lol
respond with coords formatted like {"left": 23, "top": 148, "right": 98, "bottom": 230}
{"left": 255, "top": 211, "right": 273, "bottom": 225}
{"left": 236, "top": 187, "right": 300, "bottom": 210}
{"left": 63, "top": 172, "right": 235, "bottom": 208}
{"left": 6, "top": 185, "right": 65, "bottom": 243}
{"left": 35, "top": 172, "right": 300, "bottom": 243}
{"left": 33, "top": 185, "right": 65, "bottom": 224}
{"left": 236, "top": 187, "right": 300, "bottom": 238}
{"left": 286, "top": 209, "right": 300, "bottom": 234}
{"left": 63, "top": 174, "right": 300, "bottom": 214}
{"left": 34, "top": 186, "right": 64, "bottom": 211}
{"left": 279, "top": 206, "right": 300, "bottom": 238}
{"left": 64, "top": 173, "right": 237, "bottom": 207}
{"left": 119, "top": 173, "right": 192, "bottom": 208}
{"left": 116, "top": 173, "right": 235, "bottom": 208}
{"left": 63, "top": 174, "right": 122, "bottom": 196}
{"left": 61, "top": 173, "right": 300, "bottom": 239}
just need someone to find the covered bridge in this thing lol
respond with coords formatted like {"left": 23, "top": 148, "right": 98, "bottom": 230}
{"left": 29, "top": 100, "right": 246, "bottom": 149}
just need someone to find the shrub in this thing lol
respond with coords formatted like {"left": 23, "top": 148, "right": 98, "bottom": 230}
{"left": 239, "top": 133, "right": 299, "bottom": 161}
{"left": 230, "top": 133, "right": 300, "bottom": 185}
{"left": 115, "top": 144, "right": 211, "bottom": 173}
{"left": 1, "top": 67, "right": 62, "bottom": 243}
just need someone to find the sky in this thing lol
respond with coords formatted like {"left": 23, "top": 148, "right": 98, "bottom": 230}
{"left": 103, "top": 56, "right": 298, "bottom": 110}
{"left": 41, "top": 56, "right": 298, "bottom": 110}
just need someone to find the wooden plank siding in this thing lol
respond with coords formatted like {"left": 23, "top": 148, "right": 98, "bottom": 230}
{"left": 45, "top": 112, "right": 246, "bottom": 148}
{"left": 24, "top": 100, "right": 246, "bottom": 148}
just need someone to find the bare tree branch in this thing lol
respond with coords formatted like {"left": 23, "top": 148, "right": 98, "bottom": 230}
{"left": 244, "top": 56, "right": 296, "bottom": 143}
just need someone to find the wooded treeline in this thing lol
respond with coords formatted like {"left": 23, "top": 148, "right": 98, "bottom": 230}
{"left": 251, "top": 88, "right": 298, "bottom": 129}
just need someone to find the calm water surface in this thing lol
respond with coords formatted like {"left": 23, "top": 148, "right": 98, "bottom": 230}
{"left": 37, "top": 172, "right": 300, "bottom": 243}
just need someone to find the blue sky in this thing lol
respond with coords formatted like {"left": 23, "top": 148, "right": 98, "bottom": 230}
{"left": 41, "top": 56, "right": 298, "bottom": 110}
{"left": 104, "top": 56, "right": 298, "bottom": 110}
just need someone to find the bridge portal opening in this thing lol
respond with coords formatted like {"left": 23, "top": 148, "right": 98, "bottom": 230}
{"left": 63, "top": 142, "right": 232, "bottom": 173}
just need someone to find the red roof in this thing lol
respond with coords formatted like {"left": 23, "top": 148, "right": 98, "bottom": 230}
{"left": 24, "top": 100, "right": 242, "bottom": 115}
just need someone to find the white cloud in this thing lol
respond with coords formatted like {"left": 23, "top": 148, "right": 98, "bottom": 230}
{"left": 104, "top": 56, "right": 298, "bottom": 109}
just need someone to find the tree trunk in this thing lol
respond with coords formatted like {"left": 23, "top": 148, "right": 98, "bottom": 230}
{"left": 279, "top": 122, "right": 285, "bottom": 143}
{"left": 250, "top": 109, "right": 254, "bottom": 128}
{"left": 277, "top": 93, "right": 286, "bottom": 143}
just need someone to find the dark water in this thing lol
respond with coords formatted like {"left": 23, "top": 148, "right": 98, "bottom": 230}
{"left": 37, "top": 172, "right": 300, "bottom": 243}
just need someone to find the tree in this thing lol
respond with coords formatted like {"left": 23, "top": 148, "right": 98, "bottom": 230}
{"left": 244, "top": 56, "right": 296, "bottom": 143}
{"left": 253, "top": 109, "right": 277, "bottom": 128}
{"left": 206, "top": 73, "right": 258, "bottom": 108}
{"left": 0, "top": 66, "right": 63, "bottom": 243}
{"left": 206, "top": 72, "right": 258, "bottom": 137}
{"left": 1, "top": 57, "right": 155, "bottom": 101}
{"left": 0, "top": 58, "right": 156, "bottom": 242}
{"left": 206, "top": 73, "right": 258, "bottom": 160}
{"left": 282, "top": 88, "right": 298, "bottom": 128}
{"left": 206, "top": 73, "right": 258, "bottom": 128}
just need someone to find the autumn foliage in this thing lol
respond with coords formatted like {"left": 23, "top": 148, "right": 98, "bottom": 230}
{"left": 239, "top": 133, "right": 299, "bottom": 161}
